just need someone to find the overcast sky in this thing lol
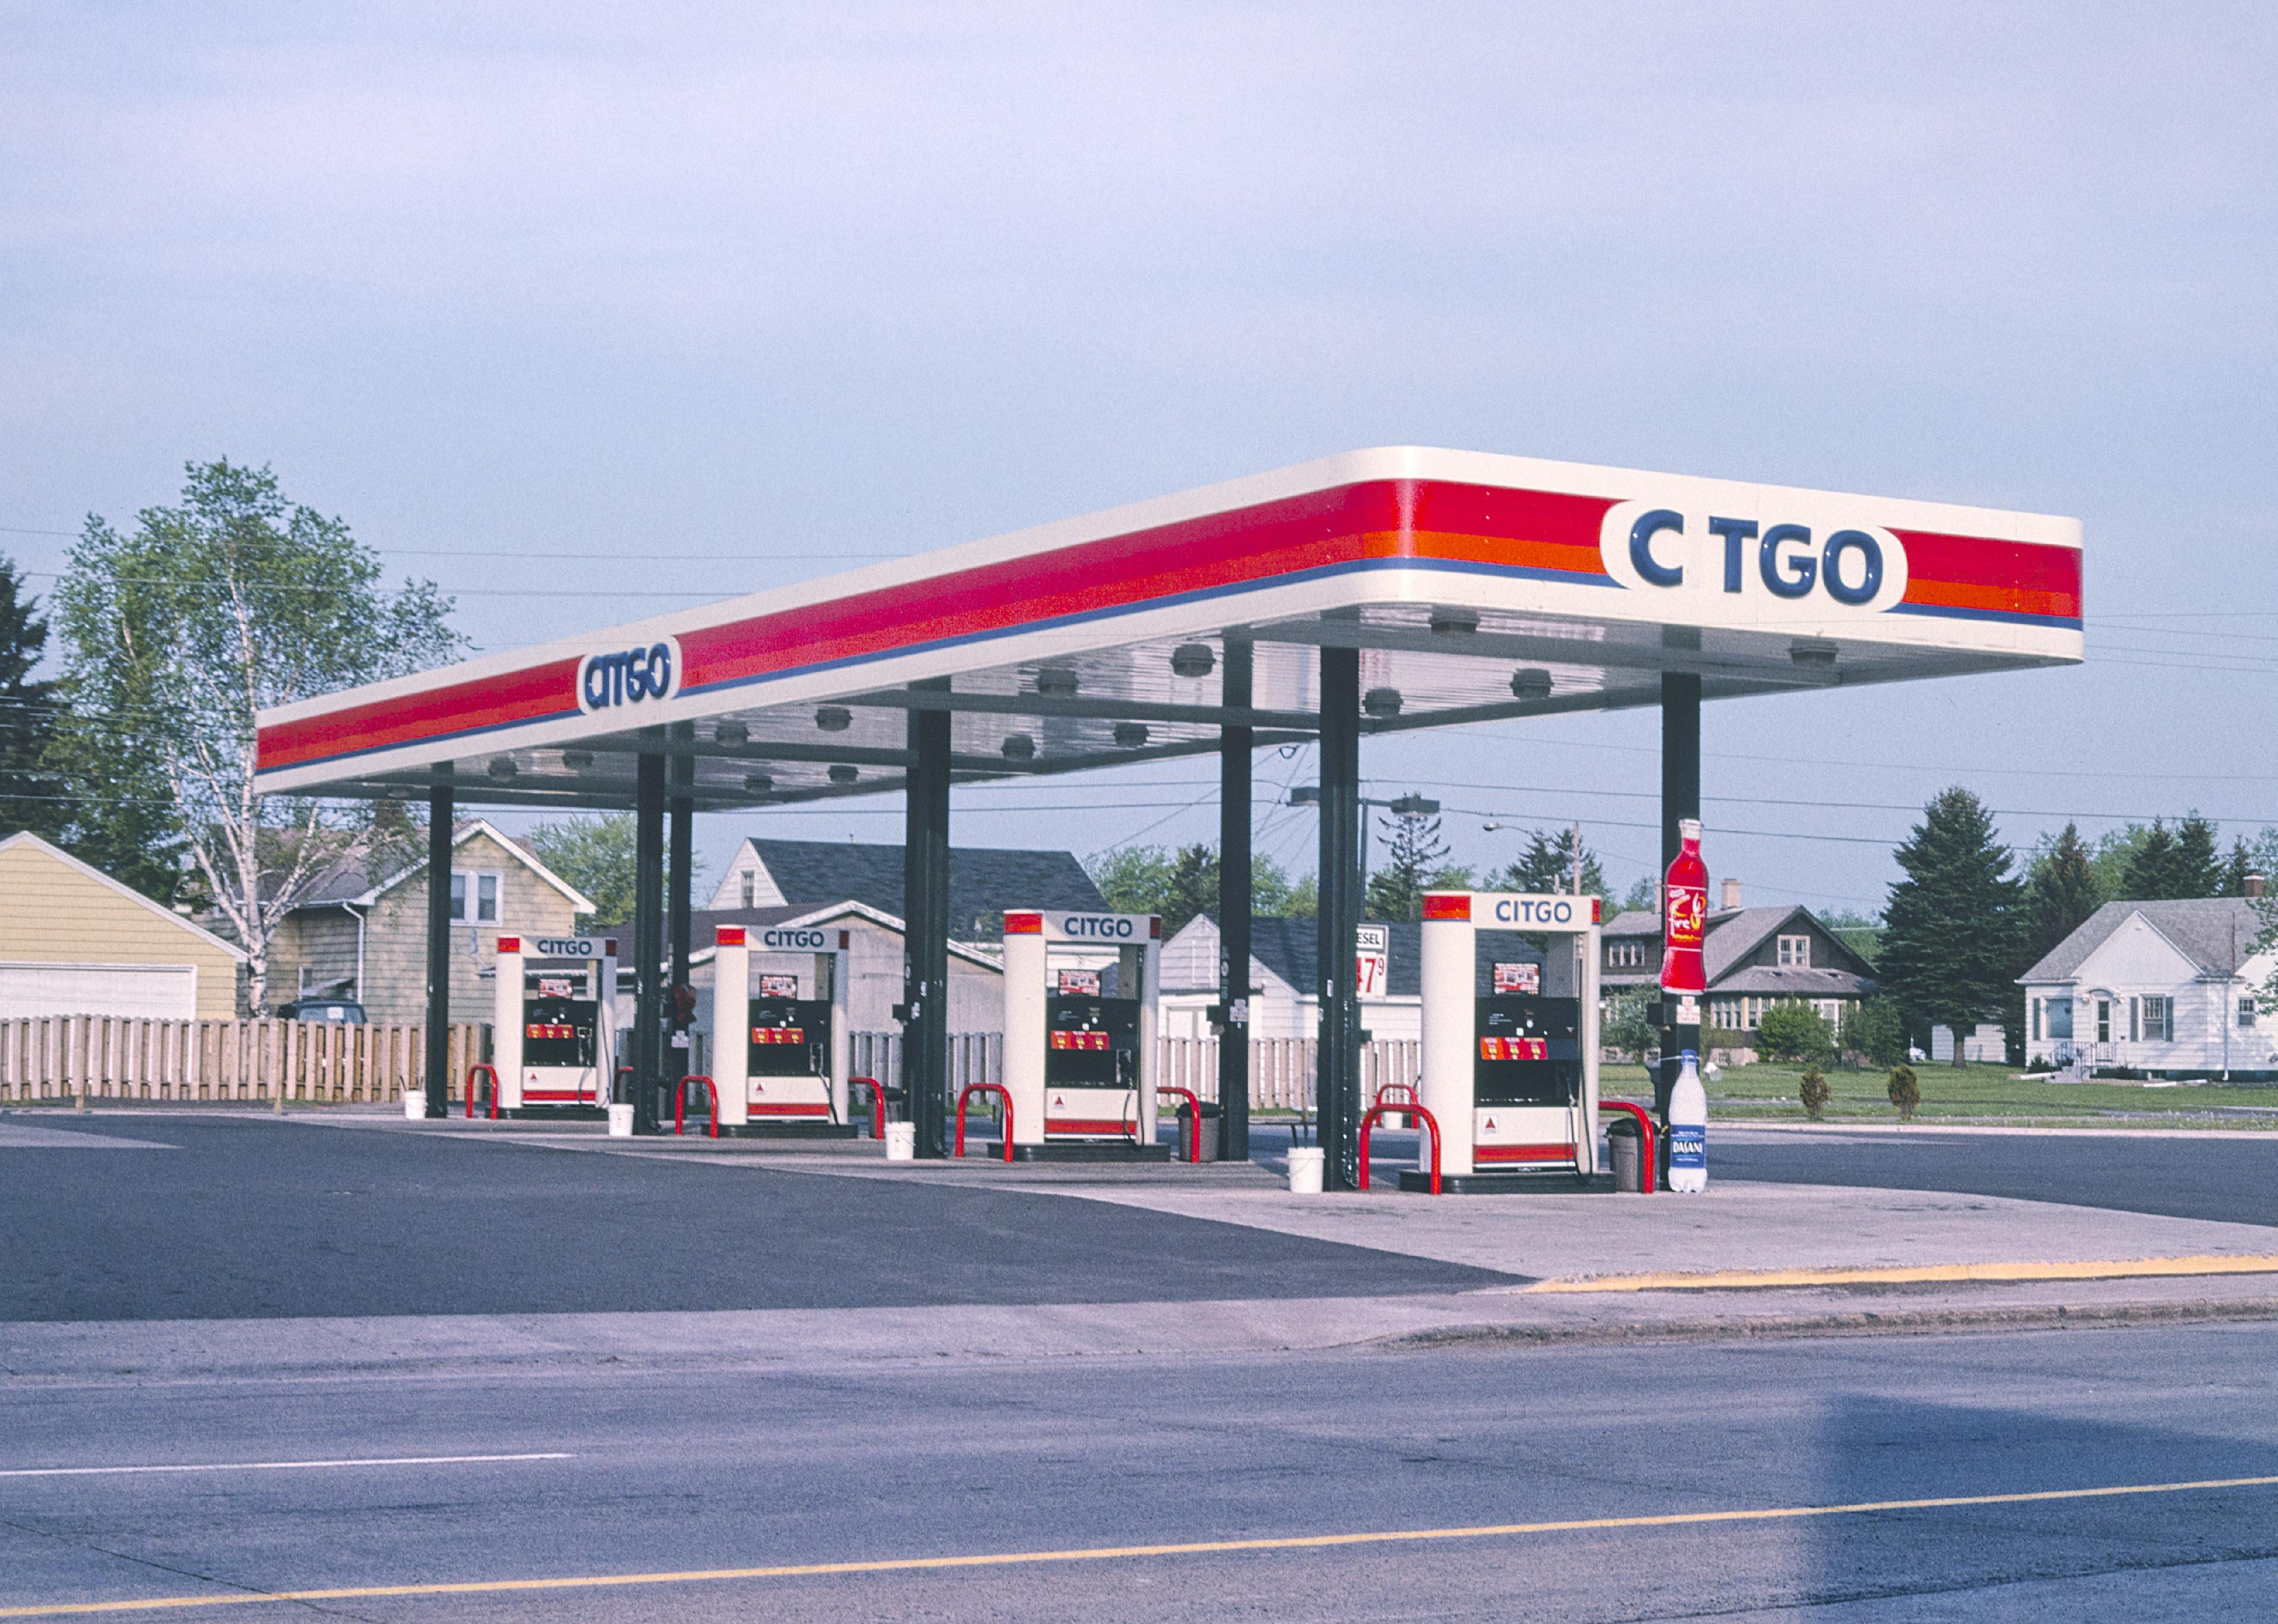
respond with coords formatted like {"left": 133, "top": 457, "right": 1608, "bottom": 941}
{"left": 4, "top": 3, "right": 2273, "bottom": 913}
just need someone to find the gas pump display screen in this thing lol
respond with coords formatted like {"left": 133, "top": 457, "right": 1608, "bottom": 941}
{"left": 1046, "top": 995, "right": 1138, "bottom": 1088}
{"left": 522, "top": 998, "right": 598, "bottom": 1067}
{"left": 1474, "top": 995, "right": 1581, "bottom": 1107}
{"left": 749, "top": 997, "right": 831, "bottom": 1078}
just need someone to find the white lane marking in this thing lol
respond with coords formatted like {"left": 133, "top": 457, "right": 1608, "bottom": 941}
{"left": 0, "top": 1452, "right": 573, "bottom": 1479}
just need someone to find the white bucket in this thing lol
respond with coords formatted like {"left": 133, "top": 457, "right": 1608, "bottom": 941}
{"left": 403, "top": 1085, "right": 425, "bottom": 1120}
{"left": 607, "top": 1103, "right": 635, "bottom": 1137}
{"left": 1287, "top": 1146, "right": 1325, "bottom": 1194}
{"left": 885, "top": 1121, "right": 917, "bottom": 1161}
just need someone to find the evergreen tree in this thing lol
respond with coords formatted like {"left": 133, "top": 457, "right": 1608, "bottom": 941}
{"left": 2120, "top": 819, "right": 2182, "bottom": 900}
{"left": 1487, "top": 825, "right": 1608, "bottom": 899}
{"left": 2174, "top": 815, "right": 2221, "bottom": 897}
{"left": 1365, "top": 807, "right": 1451, "bottom": 922}
{"left": 2023, "top": 822, "right": 2103, "bottom": 966}
{"left": 2220, "top": 837, "right": 2257, "bottom": 897}
{"left": 1160, "top": 843, "right": 1220, "bottom": 937}
{"left": 1878, "top": 787, "right": 2023, "bottom": 1062}
{"left": 0, "top": 555, "right": 62, "bottom": 839}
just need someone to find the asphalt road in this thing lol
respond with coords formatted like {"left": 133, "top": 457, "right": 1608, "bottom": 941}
{"left": 1708, "top": 1126, "right": 2278, "bottom": 1227}
{"left": 0, "top": 1113, "right": 1510, "bottom": 1321}
{"left": 4, "top": 1321, "right": 2274, "bottom": 1620}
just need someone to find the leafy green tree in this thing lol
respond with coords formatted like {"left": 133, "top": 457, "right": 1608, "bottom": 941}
{"left": 1877, "top": 787, "right": 2023, "bottom": 1063}
{"left": 1756, "top": 1001, "right": 1835, "bottom": 1064}
{"left": 1487, "top": 825, "right": 1607, "bottom": 900}
{"left": 1840, "top": 996, "right": 1909, "bottom": 1068}
{"left": 1087, "top": 843, "right": 1307, "bottom": 924}
{"left": 1087, "top": 845, "right": 1175, "bottom": 916}
{"left": 1365, "top": 808, "right": 1452, "bottom": 922}
{"left": 525, "top": 815, "right": 640, "bottom": 926}
{"left": 1820, "top": 909, "right": 1883, "bottom": 966}
{"left": 0, "top": 555, "right": 63, "bottom": 840}
{"left": 1283, "top": 870, "right": 1318, "bottom": 919}
{"left": 1603, "top": 986, "right": 1659, "bottom": 1062}
{"left": 1619, "top": 874, "right": 1658, "bottom": 915}
{"left": 51, "top": 460, "right": 464, "bottom": 1011}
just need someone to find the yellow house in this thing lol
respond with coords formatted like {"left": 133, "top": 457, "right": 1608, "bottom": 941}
{"left": 0, "top": 832, "right": 246, "bottom": 1019}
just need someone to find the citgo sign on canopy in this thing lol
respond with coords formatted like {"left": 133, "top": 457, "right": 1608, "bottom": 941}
{"left": 577, "top": 636, "right": 682, "bottom": 715}
{"left": 1600, "top": 499, "right": 1909, "bottom": 618}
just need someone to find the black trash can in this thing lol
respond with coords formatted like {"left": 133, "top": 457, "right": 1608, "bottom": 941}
{"left": 1176, "top": 1100, "right": 1223, "bottom": 1162}
{"left": 1607, "top": 1116, "right": 1646, "bottom": 1193}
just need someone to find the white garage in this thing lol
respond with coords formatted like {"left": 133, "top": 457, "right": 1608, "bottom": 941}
{"left": 0, "top": 962, "right": 201, "bottom": 1020}
{"left": 0, "top": 834, "right": 246, "bottom": 1020}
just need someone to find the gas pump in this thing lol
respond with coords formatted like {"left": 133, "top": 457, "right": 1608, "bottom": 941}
{"left": 1410, "top": 892, "right": 1602, "bottom": 1193}
{"left": 712, "top": 924, "right": 854, "bottom": 1135}
{"left": 492, "top": 935, "right": 619, "bottom": 1117}
{"left": 1001, "top": 909, "right": 1166, "bottom": 1161}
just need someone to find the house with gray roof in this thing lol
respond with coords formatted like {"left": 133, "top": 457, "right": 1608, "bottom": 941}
{"left": 2019, "top": 896, "right": 2277, "bottom": 1078}
{"left": 1597, "top": 883, "right": 1878, "bottom": 1043}
{"left": 708, "top": 839, "right": 1104, "bottom": 947}
{"left": 1158, "top": 914, "right": 1553, "bottom": 1043}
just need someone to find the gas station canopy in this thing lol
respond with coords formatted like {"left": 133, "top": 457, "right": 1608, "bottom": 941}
{"left": 254, "top": 446, "right": 2083, "bottom": 806}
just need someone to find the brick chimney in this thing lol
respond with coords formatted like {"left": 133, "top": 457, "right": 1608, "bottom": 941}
{"left": 1720, "top": 878, "right": 1742, "bottom": 909}
{"left": 2250, "top": 873, "right": 2268, "bottom": 900}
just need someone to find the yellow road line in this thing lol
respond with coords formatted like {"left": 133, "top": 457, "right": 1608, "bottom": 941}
{"left": 1524, "top": 1253, "right": 2278, "bottom": 1294}
{"left": 5, "top": 1472, "right": 2275, "bottom": 1617}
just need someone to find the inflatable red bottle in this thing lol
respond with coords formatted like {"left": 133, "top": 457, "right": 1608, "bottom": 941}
{"left": 1660, "top": 818, "right": 1708, "bottom": 995}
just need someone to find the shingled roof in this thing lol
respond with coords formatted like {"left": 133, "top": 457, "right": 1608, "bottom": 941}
{"left": 2020, "top": 897, "right": 2268, "bottom": 982}
{"left": 737, "top": 839, "right": 1105, "bottom": 939}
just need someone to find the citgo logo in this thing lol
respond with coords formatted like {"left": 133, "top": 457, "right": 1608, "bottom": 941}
{"left": 1059, "top": 915, "right": 1136, "bottom": 939}
{"left": 577, "top": 636, "right": 682, "bottom": 714}
{"left": 1601, "top": 500, "right": 1908, "bottom": 615}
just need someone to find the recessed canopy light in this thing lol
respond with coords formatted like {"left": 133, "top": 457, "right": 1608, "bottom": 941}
{"left": 1170, "top": 643, "right": 1214, "bottom": 679}
{"left": 1509, "top": 668, "right": 1553, "bottom": 702}
{"left": 1114, "top": 722, "right": 1149, "bottom": 749}
{"left": 815, "top": 706, "right": 852, "bottom": 732}
{"left": 1363, "top": 687, "right": 1402, "bottom": 718}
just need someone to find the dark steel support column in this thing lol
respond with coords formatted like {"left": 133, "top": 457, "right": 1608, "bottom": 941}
{"left": 1659, "top": 671, "right": 1702, "bottom": 1120}
{"left": 668, "top": 731, "right": 695, "bottom": 1072}
{"left": 902, "top": 681, "right": 953, "bottom": 1158}
{"left": 1217, "top": 639, "right": 1253, "bottom": 1163}
{"left": 1316, "top": 646, "right": 1362, "bottom": 1190}
{"left": 631, "top": 750, "right": 667, "bottom": 1135}
{"left": 422, "top": 779, "right": 453, "bottom": 1119}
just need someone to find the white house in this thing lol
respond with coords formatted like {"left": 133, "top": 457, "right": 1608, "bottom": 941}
{"left": 2018, "top": 897, "right": 2277, "bottom": 1079}
{"left": 1161, "top": 914, "right": 1552, "bottom": 1044}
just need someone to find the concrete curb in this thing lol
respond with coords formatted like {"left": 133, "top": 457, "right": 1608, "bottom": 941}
{"left": 1365, "top": 1294, "right": 2278, "bottom": 1352}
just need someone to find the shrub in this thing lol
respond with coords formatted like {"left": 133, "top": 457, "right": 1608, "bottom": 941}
{"left": 1841, "top": 997, "right": 1910, "bottom": 1068}
{"left": 1603, "top": 988, "right": 1659, "bottom": 1063}
{"left": 1887, "top": 1063, "right": 1921, "bottom": 1122}
{"left": 1799, "top": 1065, "right": 1831, "bottom": 1121}
{"left": 1757, "top": 1001, "right": 1835, "bottom": 1063}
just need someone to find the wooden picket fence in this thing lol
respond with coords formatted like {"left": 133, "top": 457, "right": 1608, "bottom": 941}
{"left": 1156, "top": 1036, "right": 1420, "bottom": 1112}
{"left": 0, "top": 1016, "right": 491, "bottom": 1105}
{"left": 0, "top": 1018, "right": 1422, "bottom": 1113}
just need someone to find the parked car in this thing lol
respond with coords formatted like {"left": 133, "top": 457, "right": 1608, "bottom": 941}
{"left": 277, "top": 997, "right": 367, "bottom": 1023}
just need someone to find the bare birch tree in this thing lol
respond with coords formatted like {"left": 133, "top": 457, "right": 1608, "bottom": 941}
{"left": 51, "top": 460, "right": 464, "bottom": 1011}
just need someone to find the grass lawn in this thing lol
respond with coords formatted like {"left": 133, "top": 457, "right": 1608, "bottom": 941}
{"left": 1598, "top": 1060, "right": 2278, "bottom": 1127}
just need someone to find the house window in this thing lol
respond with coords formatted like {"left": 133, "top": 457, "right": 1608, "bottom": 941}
{"left": 2096, "top": 999, "right": 2110, "bottom": 1043}
{"left": 2031, "top": 998, "right": 2040, "bottom": 1041}
{"left": 450, "top": 870, "right": 502, "bottom": 925}
{"left": 1777, "top": 935, "right": 1810, "bottom": 968}
{"left": 740, "top": 870, "right": 756, "bottom": 908}
{"left": 2047, "top": 998, "right": 2071, "bottom": 1040}
{"left": 1607, "top": 940, "right": 1643, "bottom": 970}
{"left": 2242, "top": 997, "right": 2259, "bottom": 1030}
{"left": 2141, "top": 995, "right": 2170, "bottom": 1042}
